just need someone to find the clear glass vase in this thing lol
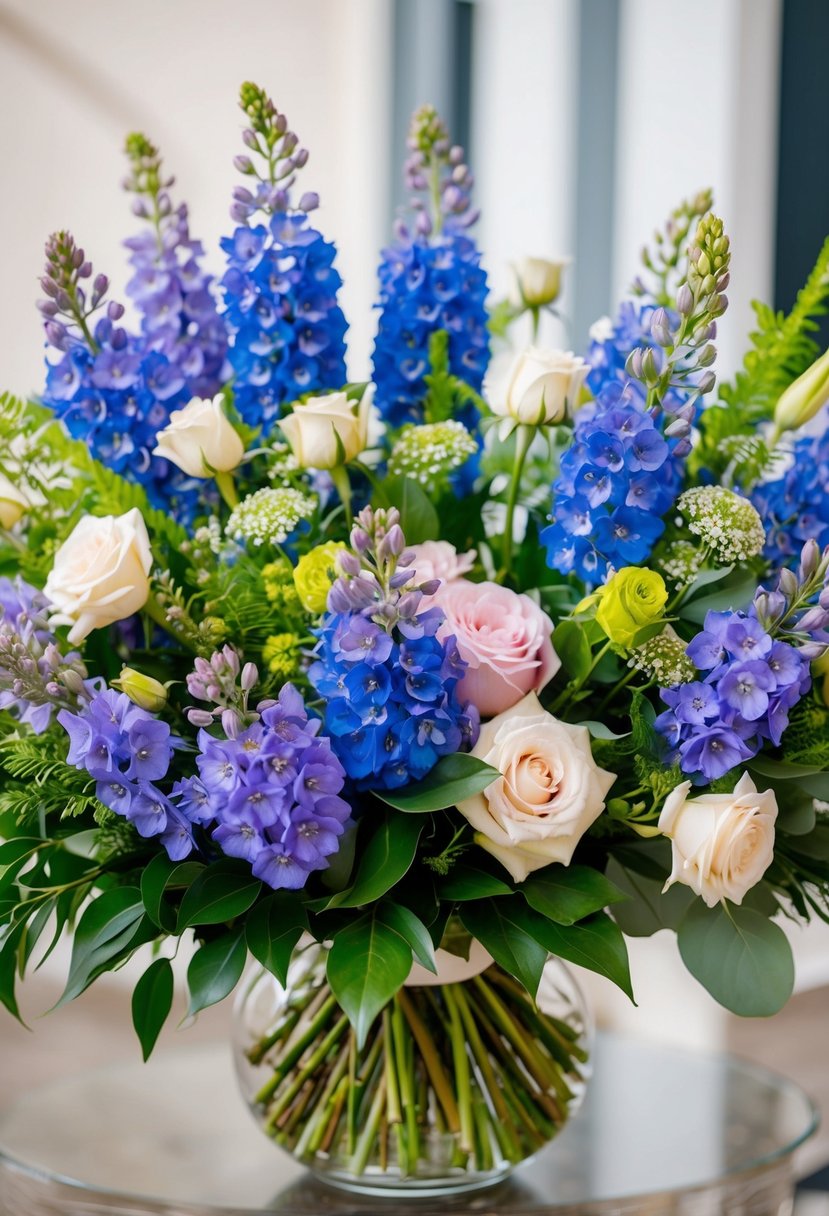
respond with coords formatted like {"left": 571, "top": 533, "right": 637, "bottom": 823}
{"left": 232, "top": 938, "right": 592, "bottom": 1197}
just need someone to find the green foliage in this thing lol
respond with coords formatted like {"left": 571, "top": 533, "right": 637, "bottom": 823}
{"left": 186, "top": 930, "right": 247, "bottom": 1016}
{"left": 606, "top": 855, "right": 694, "bottom": 937}
{"left": 176, "top": 859, "right": 262, "bottom": 931}
{"left": 326, "top": 911, "right": 413, "bottom": 1047}
{"left": 778, "top": 698, "right": 829, "bottom": 768}
{"left": 459, "top": 899, "right": 549, "bottom": 998}
{"left": 694, "top": 235, "right": 829, "bottom": 481}
{"left": 0, "top": 731, "right": 100, "bottom": 825}
{"left": 376, "top": 903, "right": 436, "bottom": 973}
{"left": 521, "top": 865, "right": 628, "bottom": 926}
{"left": 439, "top": 865, "right": 513, "bottom": 901}
{"left": 374, "top": 475, "right": 439, "bottom": 545}
{"left": 56, "top": 888, "right": 154, "bottom": 1008}
{"left": 245, "top": 894, "right": 308, "bottom": 988}
{"left": 373, "top": 754, "right": 500, "bottom": 814}
{"left": 326, "top": 813, "right": 423, "bottom": 909}
{"left": 140, "top": 854, "right": 206, "bottom": 932}
{"left": 677, "top": 900, "right": 794, "bottom": 1016}
{"left": 131, "top": 957, "right": 174, "bottom": 1061}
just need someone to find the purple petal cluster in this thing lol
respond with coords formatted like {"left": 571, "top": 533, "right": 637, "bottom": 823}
{"left": 220, "top": 213, "right": 348, "bottom": 433}
{"left": 0, "top": 578, "right": 86, "bottom": 734}
{"left": 656, "top": 609, "right": 811, "bottom": 781}
{"left": 541, "top": 382, "right": 684, "bottom": 583}
{"left": 57, "top": 688, "right": 193, "bottom": 860}
{"left": 185, "top": 684, "right": 350, "bottom": 890}
{"left": 750, "top": 412, "right": 829, "bottom": 571}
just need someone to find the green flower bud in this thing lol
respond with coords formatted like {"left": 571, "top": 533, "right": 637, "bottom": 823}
{"left": 773, "top": 347, "right": 829, "bottom": 435}
{"left": 113, "top": 667, "right": 168, "bottom": 713}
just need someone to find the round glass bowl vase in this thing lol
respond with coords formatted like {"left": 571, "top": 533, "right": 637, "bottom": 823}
{"left": 232, "top": 939, "right": 592, "bottom": 1197}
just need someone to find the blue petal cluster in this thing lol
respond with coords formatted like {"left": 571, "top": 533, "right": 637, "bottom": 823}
{"left": 58, "top": 688, "right": 194, "bottom": 860}
{"left": 220, "top": 213, "right": 348, "bottom": 433}
{"left": 184, "top": 684, "right": 351, "bottom": 890}
{"left": 541, "top": 383, "right": 683, "bottom": 583}
{"left": 751, "top": 416, "right": 829, "bottom": 571}
{"left": 309, "top": 606, "right": 478, "bottom": 789}
{"left": 124, "top": 203, "right": 228, "bottom": 401}
{"left": 655, "top": 610, "right": 811, "bottom": 781}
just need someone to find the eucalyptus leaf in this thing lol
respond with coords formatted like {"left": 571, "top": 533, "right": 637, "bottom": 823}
{"left": 677, "top": 900, "right": 794, "bottom": 1016}
{"left": 326, "top": 912, "right": 412, "bottom": 1047}
{"left": 579, "top": 721, "right": 632, "bottom": 742}
{"left": 245, "top": 894, "right": 308, "bottom": 987}
{"left": 132, "top": 957, "right": 174, "bottom": 1061}
{"left": 605, "top": 859, "right": 694, "bottom": 937}
{"left": 186, "top": 930, "right": 247, "bottom": 1016}
{"left": 373, "top": 754, "right": 499, "bottom": 813}
{"left": 526, "top": 908, "right": 635, "bottom": 1000}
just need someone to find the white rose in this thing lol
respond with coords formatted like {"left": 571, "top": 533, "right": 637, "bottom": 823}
{"left": 513, "top": 256, "right": 569, "bottom": 308}
{"left": 44, "top": 509, "right": 153, "bottom": 644}
{"left": 493, "top": 348, "right": 589, "bottom": 425}
{"left": 456, "top": 691, "right": 616, "bottom": 883}
{"left": 0, "top": 473, "right": 30, "bottom": 529}
{"left": 152, "top": 395, "right": 245, "bottom": 479}
{"left": 280, "top": 391, "right": 370, "bottom": 470}
{"left": 659, "top": 772, "right": 777, "bottom": 908}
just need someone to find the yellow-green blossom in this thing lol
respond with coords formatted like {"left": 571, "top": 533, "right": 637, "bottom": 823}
{"left": 262, "top": 632, "right": 302, "bottom": 679}
{"left": 262, "top": 560, "right": 301, "bottom": 612}
{"left": 293, "top": 542, "right": 347, "bottom": 614}
{"left": 773, "top": 346, "right": 829, "bottom": 435}
{"left": 112, "top": 667, "right": 168, "bottom": 712}
{"left": 594, "top": 567, "right": 668, "bottom": 648}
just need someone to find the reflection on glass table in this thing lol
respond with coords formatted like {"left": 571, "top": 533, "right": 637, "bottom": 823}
{"left": 0, "top": 1033, "right": 817, "bottom": 1215}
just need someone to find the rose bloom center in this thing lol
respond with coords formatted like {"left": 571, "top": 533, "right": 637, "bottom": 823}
{"left": 510, "top": 750, "right": 561, "bottom": 816}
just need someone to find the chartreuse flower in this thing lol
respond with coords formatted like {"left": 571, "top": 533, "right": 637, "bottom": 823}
{"left": 772, "top": 346, "right": 829, "bottom": 437}
{"left": 593, "top": 567, "right": 668, "bottom": 648}
{"left": 112, "top": 667, "right": 168, "bottom": 713}
{"left": 262, "top": 633, "right": 302, "bottom": 679}
{"left": 293, "top": 542, "right": 346, "bottom": 614}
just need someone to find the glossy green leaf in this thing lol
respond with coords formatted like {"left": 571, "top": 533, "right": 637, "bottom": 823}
{"left": 0, "top": 838, "right": 45, "bottom": 868}
{"left": 459, "top": 900, "right": 548, "bottom": 998}
{"left": 132, "top": 957, "right": 174, "bottom": 1061}
{"left": 677, "top": 900, "right": 794, "bottom": 1016}
{"left": 527, "top": 908, "right": 635, "bottom": 1000}
{"left": 245, "top": 894, "right": 308, "bottom": 987}
{"left": 0, "top": 923, "right": 24, "bottom": 1021}
{"left": 186, "top": 930, "right": 247, "bottom": 1016}
{"left": 57, "top": 888, "right": 148, "bottom": 1007}
{"left": 440, "top": 865, "right": 513, "bottom": 901}
{"left": 551, "top": 620, "right": 592, "bottom": 683}
{"left": 379, "top": 476, "right": 439, "bottom": 544}
{"left": 521, "top": 865, "right": 627, "bottom": 926}
{"left": 326, "top": 815, "right": 422, "bottom": 910}
{"left": 141, "top": 854, "right": 206, "bottom": 932}
{"left": 326, "top": 912, "right": 412, "bottom": 1047}
{"left": 373, "top": 754, "right": 499, "bottom": 813}
{"left": 377, "top": 903, "right": 436, "bottom": 972}
{"left": 177, "top": 860, "right": 261, "bottom": 931}
{"left": 605, "top": 859, "right": 694, "bottom": 937}
{"left": 681, "top": 575, "right": 757, "bottom": 623}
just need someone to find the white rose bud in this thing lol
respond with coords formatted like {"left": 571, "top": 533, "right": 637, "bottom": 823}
{"left": 658, "top": 772, "right": 777, "bottom": 908}
{"left": 0, "top": 473, "right": 30, "bottom": 530}
{"left": 456, "top": 691, "right": 616, "bottom": 883}
{"left": 152, "top": 395, "right": 245, "bottom": 479}
{"left": 44, "top": 508, "right": 153, "bottom": 644}
{"left": 513, "top": 256, "right": 569, "bottom": 308}
{"left": 493, "top": 348, "right": 589, "bottom": 426}
{"left": 280, "top": 391, "right": 370, "bottom": 470}
{"left": 773, "top": 347, "right": 829, "bottom": 436}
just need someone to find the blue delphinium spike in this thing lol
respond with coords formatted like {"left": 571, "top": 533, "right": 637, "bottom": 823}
{"left": 371, "top": 106, "right": 489, "bottom": 475}
{"left": 219, "top": 83, "right": 348, "bottom": 433}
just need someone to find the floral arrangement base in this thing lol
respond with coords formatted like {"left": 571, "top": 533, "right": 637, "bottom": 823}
{"left": 233, "top": 943, "right": 591, "bottom": 1195}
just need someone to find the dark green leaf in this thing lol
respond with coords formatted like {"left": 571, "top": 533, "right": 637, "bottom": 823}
{"left": 684, "top": 564, "right": 735, "bottom": 599}
{"left": 186, "top": 930, "right": 247, "bottom": 1016}
{"left": 177, "top": 860, "right": 261, "bottom": 931}
{"left": 57, "top": 888, "right": 146, "bottom": 1007}
{"left": 748, "top": 756, "right": 829, "bottom": 780}
{"left": 19, "top": 897, "right": 57, "bottom": 972}
{"left": 141, "top": 853, "right": 205, "bottom": 932}
{"left": 373, "top": 754, "right": 499, "bottom": 813}
{"left": 459, "top": 900, "right": 548, "bottom": 997}
{"left": 326, "top": 912, "right": 412, "bottom": 1047}
{"left": 378, "top": 476, "right": 439, "bottom": 544}
{"left": 440, "top": 865, "right": 513, "bottom": 901}
{"left": 326, "top": 814, "right": 422, "bottom": 910}
{"left": 245, "top": 894, "right": 308, "bottom": 987}
{"left": 678, "top": 900, "right": 794, "bottom": 1016}
{"left": 132, "top": 957, "right": 174, "bottom": 1061}
{"left": 527, "top": 909, "right": 635, "bottom": 1000}
{"left": 681, "top": 575, "right": 757, "bottom": 623}
{"left": 522, "top": 865, "right": 627, "bottom": 926}
{"left": 605, "top": 858, "right": 694, "bottom": 937}
{"left": 0, "top": 923, "right": 24, "bottom": 1021}
{"left": 550, "top": 620, "right": 592, "bottom": 683}
{"left": 0, "top": 838, "right": 45, "bottom": 867}
{"left": 377, "top": 903, "right": 436, "bottom": 972}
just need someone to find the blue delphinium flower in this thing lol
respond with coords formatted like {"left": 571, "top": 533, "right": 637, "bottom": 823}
{"left": 188, "top": 683, "right": 351, "bottom": 890}
{"left": 219, "top": 84, "right": 347, "bottom": 433}
{"left": 751, "top": 412, "right": 829, "bottom": 571}
{"left": 58, "top": 687, "right": 194, "bottom": 859}
{"left": 655, "top": 608, "right": 811, "bottom": 782}
{"left": 541, "top": 382, "right": 684, "bottom": 583}
{"left": 308, "top": 505, "right": 478, "bottom": 788}
{"left": 122, "top": 133, "right": 228, "bottom": 402}
{"left": 371, "top": 106, "right": 488, "bottom": 491}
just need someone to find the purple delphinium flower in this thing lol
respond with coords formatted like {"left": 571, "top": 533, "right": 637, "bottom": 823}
{"left": 189, "top": 683, "right": 351, "bottom": 890}
{"left": 751, "top": 410, "right": 829, "bottom": 572}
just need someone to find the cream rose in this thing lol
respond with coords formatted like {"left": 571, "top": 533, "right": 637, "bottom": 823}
{"left": 457, "top": 692, "right": 616, "bottom": 882}
{"left": 493, "top": 348, "right": 589, "bottom": 425}
{"left": 280, "top": 391, "right": 369, "bottom": 470}
{"left": 152, "top": 395, "right": 244, "bottom": 478}
{"left": 435, "top": 579, "right": 560, "bottom": 718}
{"left": 44, "top": 508, "right": 153, "bottom": 644}
{"left": 0, "top": 473, "right": 30, "bottom": 529}
{"left": 513, "top": 256, "right": 569, "bottom": 307}
{"left": 659, "top": 772, "right": 777, "bottom": 908}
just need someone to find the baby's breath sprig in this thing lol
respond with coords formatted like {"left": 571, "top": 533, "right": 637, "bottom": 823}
{"left": 226, "top": 487, "right": 316, "bottom": 548}
{"left": 388, "top": 421, "right": 477, "bottom": 492}
{"left": 678, "top": 486, "right": 765, "bottom": 565}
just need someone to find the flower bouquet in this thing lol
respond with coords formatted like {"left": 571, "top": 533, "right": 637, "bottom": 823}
{"left": 3, "top": 82, "right": 829, "bottom": 1195}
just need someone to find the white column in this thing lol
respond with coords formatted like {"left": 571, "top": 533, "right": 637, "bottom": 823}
{"left": 613, "top": 0, "right": 783, "bottom": 377}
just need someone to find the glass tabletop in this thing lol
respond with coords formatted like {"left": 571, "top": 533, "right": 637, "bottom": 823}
{"left": 0, "top": 1033, "right": 818, "bottom": 1215}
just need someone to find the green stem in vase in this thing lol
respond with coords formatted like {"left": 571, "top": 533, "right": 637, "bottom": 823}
{"left": 391, "top": 995, "right": 419, "bottom": 1174}
{"left": 350, "top": 1065, "right": 388, "bottom": 1177}
{"left": 264, "top": 1014, "right": 349, "bottom": 1130}
{"left": 346, "top": 1029, "right": 358, "bottom": 1156}
{"left": 452, "top": 983, "right": 524, "bottom": 1163}
{"left": 397, "top": 988, "right": 461, "bottom": 1136}
{"left": 255, "top": 992, "right": 338, "bottom": 1104}
{"left": 500, "top": 423, "right": 535, "bottom": 580}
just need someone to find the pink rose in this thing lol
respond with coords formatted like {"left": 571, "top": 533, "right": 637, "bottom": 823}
{"left": 409, "top": 541, "right": 477, "bottom": 608}
{"left": 436, "top": 579, "right": 560, "bottom": 717}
